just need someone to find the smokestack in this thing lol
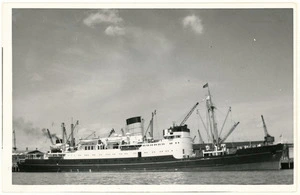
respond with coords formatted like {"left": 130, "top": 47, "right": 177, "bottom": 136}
{"left": 26, "top": 147, "right": 28, "bottom": 151}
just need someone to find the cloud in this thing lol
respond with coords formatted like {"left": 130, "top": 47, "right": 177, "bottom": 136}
{"left": 127, "top": 27, "right": 174, "bottom": 57}
{"left": 83, "top": 10, "right": 123, "bottom": 28}
{"left": 182, "top": 15, "right": 203, "bottom": 34}
{"left": 83, "top": 10, "right": 126, "bottom": 36}
{"left": 105, "top": 25, "right": 126, "bottom": 36}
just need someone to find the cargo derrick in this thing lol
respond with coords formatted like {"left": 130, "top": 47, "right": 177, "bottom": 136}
{"left": 180, "top": 102, "right": 199, "bottom": 126}
{"left": 197, "top": 129, "right": 204, "bottom": 144}
{"left": 46, "top": 129, "right": 54, "bottom": 145}
{"left": 108, "top": 129, "right": 115, "bottom": 137}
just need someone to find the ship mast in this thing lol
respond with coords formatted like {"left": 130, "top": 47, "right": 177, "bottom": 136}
{"left": 144, "top": 110, "right": 156, "bottom": 138}
{"left": 203, "top": 83, "right": 219, "bottom": 146}
{"left": 150, "top": 111, "right": 155, "bottom": 138}
{"left": 68, "top": 119, "right": 79, "bottom": 148}
{"left": 61, "top": 123, "right": 68, "bottom": 144}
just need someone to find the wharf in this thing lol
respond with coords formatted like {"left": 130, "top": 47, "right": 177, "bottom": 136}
{"left": 281, "top": 158, "right": 294, "bottom": 169}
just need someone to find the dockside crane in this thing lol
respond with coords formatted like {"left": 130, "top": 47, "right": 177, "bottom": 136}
{"left": 261, "top": 115, "right": 274, "bottom": 145}
{"left": 180, "top": 102, "right": 199, "bottom": 126}
{"left": 13, "top": 129, "right": 17, "bottom": 151}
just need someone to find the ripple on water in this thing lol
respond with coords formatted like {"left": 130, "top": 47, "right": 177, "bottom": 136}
{"left": 12, "top": 170, "right": 293, "bottom": 185}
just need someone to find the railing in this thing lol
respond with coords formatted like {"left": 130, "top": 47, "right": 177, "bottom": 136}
{"left": 120, "top": 145, "right": 142, "bottom": 151}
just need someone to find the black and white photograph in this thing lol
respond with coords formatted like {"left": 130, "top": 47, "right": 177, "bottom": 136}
{"left": 1, "top": 1, "right": 296, "bottom": 193}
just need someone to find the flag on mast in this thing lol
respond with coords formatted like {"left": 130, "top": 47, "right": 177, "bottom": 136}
{"left": 203, "top": 83, "right": 209, "bottom": 88}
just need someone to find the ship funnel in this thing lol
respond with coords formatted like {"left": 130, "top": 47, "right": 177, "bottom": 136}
{"left": 126, "top": 116, "right": 143, "bottom": 136}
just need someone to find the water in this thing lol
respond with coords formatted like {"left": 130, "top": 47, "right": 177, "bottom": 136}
{"left": 12, "top": 170, "right": 293, "bottom": 185}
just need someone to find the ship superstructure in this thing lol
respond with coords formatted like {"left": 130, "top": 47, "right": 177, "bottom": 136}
{"left": 46, "top": 116, "right": 193, "bottom": 161}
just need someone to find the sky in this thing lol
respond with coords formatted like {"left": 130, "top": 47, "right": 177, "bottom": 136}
{"left": 12, "top": 8, "right": 293, "bottom": 151}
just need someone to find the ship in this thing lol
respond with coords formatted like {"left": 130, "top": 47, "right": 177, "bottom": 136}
{"left": 17, "top": 83, "right": 284, "bottom": 172}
